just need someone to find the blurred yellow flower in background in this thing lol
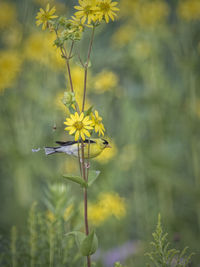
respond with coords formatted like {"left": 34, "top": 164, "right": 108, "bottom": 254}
{"left": 69, "top": 66, "right": 92, "bottom": 109}
{"left": 70, "top": 66, "right": 85, "bottom": 90}
{"left": 94, "top": 69, "right": 118, "bottom": 93}
{"left": 24, "top": 32, "right": 65, "bottom": 70}
{"left": 0, "top": 2, "right": 17, "bottom": 29}
{"left": 112, "top": 25, "right": 135, "bottom": 48}
{"left": 132, "top": 40, "right": 152, "bottom": 61}
{"left": 24, "top": 32, "right": 50, "bottom": 64}
{"left": 135, "top": 0, "right": 169, "bottom": 27}
{"left": 88, "top": 192, "right": 126, "bottom": 226}
{"left": 120, "top": 0, "right": 169, "bottom": 28}
{"left": 0, "top": 51, "right": 22, "bottom": 93}
{"left": 177, "top": 0, "right": 200, "bottom": 21}
{"left": 95, "top": 139, "right": 117, "bottom": 163}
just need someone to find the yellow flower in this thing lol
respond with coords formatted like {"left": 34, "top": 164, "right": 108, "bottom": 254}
{"left": 94, "top": 70, "right": 118, "bottom": 93}
{"left": 0, "top": 2, "right": 17, "bottom": 29}
{"left": 135, "top": 1, "right": 169, "bottom": 27}
{"left": 95, "top": 139, "right": 117, "bottom": 163}
{"left": 74, "top": 0, "right": 99, "bottom": 24}
{"left": 36, "top": 3, "right": 58, "bottom": 30}
{"left": 88, "top": 192, "right": 126, "bottom": 226}
{"left": 97, "top": 0, "right": 119, "bottom": 23}
{"left": 64, "top": 112, "right": 93, "bottom": 141}
{"left": 0, "top": 50, "right": 22, "bottom": 93}
{"left": 120, "top": 0, "right": 169, "bottom": 28}
{"left": 91, "top": 110, "right": 105, "bottom": 136}
{"left": 88, "top": 204, "right": 107, "bottom": 225}
{"left": 177, "top": 0, "right": 200, "bottom": 21}
{"left": 24, "top": 32, "right": 65, "bottom": 70}
{"left": 99, "top": 192, "right": 126, "bottom": 219}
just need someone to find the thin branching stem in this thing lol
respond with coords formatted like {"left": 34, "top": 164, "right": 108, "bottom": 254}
{"left": 82, "top": 27, "right": 95, "bottom": 112}
{"left": 76, "top": 48, "right": 85, "bottom": 67}
{"left": 54, "top": 31, "right": 80, "bottom": 114}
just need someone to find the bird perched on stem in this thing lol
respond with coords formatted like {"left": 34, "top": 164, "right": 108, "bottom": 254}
{"left": 44, "top": 138, "right": 111, "bottom": 159}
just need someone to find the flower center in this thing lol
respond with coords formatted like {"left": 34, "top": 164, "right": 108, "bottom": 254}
{"left": 74, "top": 121, "right": 83, "bottom": 130}
{"left": 94, "top": 118, "right": 101, "bottom": 125}
{"left": 99, "top": 3, "right": 110, "bottom": 12}
{"left": 42, "top": 13, "right": 50, "bottom": 22}
{"left": 84, "top": 5, "right": 93, "bottom": 15}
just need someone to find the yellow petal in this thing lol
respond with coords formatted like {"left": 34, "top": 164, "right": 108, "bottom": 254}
{"left": 84, "top": 125, "right": 93, "bottom": 130}
{"left": 69, "top": 128, "right": 76, "bottom": 135}
{"left": 105, "top": 14, "right": 109, "bottom": 23}
{"left": 46, "top": 3, "right": 50, "bottom": 12}
{"left": 75, "top": 131, "right": 80, "bottom": 141}
{"left": 49, "top": 7, "right": 56, "bottom": 15}
{"left": 94, "top": 110, "right": 98, "bottom": 117}
{"left": 74, "top": 6, "right": 83, "bottom": 10}
{"left": 83, "top": 129, "right": 91, "bottom": 137}
{"left": 40, "top": 8, "right": 45, "bottom": 13}
{"left": 70, "top": 113, "right": 76, "bottom": 121}
{"left": 79, "top": 112, "right": 84, "bottom": 121}
{"left": 80, "top": 131, "right": 85, "bottom": 140}
{"left": 50, "top": 15, "right": 58, "bottom": 19}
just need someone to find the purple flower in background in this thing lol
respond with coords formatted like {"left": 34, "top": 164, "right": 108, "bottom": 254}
{"left": 93, "top": 240, "right": 139, "bottom": 267}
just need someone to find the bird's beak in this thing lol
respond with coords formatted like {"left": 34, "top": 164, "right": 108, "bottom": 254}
{"left": 106, "top": 144, "right": 112, "bottom": 148}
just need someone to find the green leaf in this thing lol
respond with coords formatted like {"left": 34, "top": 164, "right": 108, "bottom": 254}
{"left": 63, "top": 174, "right": 87, "bottom": 188}
{"left": 84, "top": 105, "right": 93, "bottom": 116}
{"left": 65, "top": 231, "right": 86, "bottom": 248}
{"left": 80, "top": 230, "right": 98, "bottom": 256}
{"left": 88, "top": 170, "right": 100, "bottom": 187}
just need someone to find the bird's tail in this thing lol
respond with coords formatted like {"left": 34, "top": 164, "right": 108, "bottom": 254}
{"left": 44, "top": 147, "right": 59, "bottom": 155}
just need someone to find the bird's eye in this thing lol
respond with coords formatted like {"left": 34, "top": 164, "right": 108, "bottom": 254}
{"left": 102, "top": 139, "right": 108, "bottom": 145}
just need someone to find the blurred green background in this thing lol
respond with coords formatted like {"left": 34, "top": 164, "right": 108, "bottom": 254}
{"left": 0, "top": 0, "right": 200, "bottom": 266}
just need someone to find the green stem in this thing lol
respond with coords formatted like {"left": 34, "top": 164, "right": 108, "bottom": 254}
{"left": 82, "top": 27, "right": 95, "bottom": 112}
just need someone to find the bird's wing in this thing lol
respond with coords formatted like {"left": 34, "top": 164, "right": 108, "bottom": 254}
{"left": 55, "top": 140, "right": 77, "bottom": 146}
{"left": 55, "top": 139, "right": 96, "bottom": 146}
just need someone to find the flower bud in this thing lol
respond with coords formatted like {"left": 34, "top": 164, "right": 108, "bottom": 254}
{"left": 62, "top": 91, "right": 76, "bottom": 107}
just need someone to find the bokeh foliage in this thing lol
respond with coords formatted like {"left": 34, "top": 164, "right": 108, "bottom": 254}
{"left": 0, "top": 0, "right": 200, "bottom": 266}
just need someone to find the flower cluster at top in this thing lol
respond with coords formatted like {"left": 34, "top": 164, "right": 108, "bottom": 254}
{"left": 35, "top": 0, "right": 119, "bottom": 34}
{"left": 64, "top": 110, "right": 105, "bottom": 141}
{"left": 74, "top": 0, "right": 119, "bottom": 24}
